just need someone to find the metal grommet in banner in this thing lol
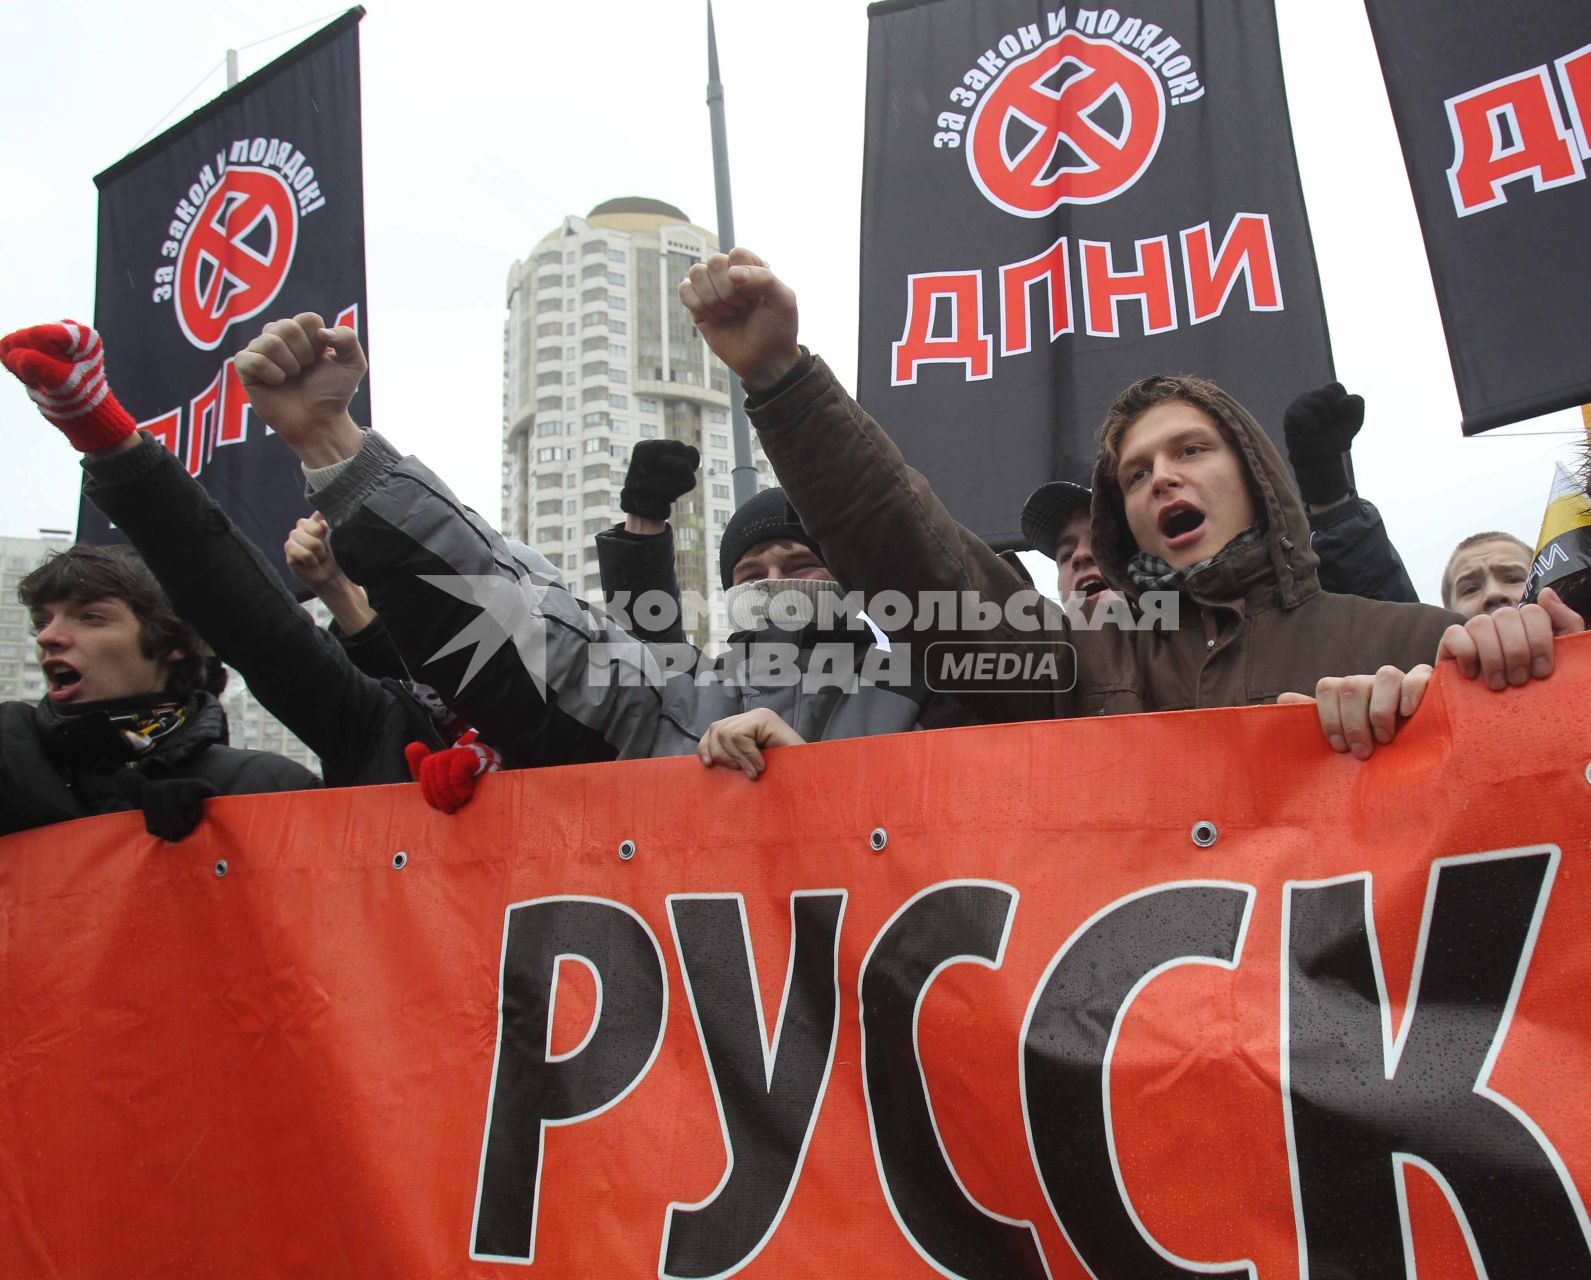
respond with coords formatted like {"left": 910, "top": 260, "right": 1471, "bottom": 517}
{"left": 392, "top": 851, "right": 408, "bottom": 870}
{"left": 618, "top": 839, "right": 637, "bottom": 862}
{"left": 214, "top": 859, "right": 228, "bottom": 878}
{"left": 1584, "top": 761, "right": 1591, "bottom": 786}
{"left": 1190, "top": 821, "right": 1218, "bottom": 848}
{"left": 869, "top": 827, "right": 888, "bottom": 853}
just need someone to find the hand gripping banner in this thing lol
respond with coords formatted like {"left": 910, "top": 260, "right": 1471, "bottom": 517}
{"left": 3, "top": 637, "right": 1591, "bottom": 1278}
{"left": 81, "top": 9, "right": 368, "bottom": 593}
{"left": 857, "top": 0, "right": 1333, "bottom": 546}
{"left": 1362, "top": 0, "right": 1591, "bottom": 433}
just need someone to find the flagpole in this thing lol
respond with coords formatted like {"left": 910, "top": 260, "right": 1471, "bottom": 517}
{"left": 706, "top": 1, "right": 758, "bottom": 509}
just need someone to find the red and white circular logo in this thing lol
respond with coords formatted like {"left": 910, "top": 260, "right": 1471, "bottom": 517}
{"left": 968, "top": 31, "right": 1165, "bottom": 217}
{"left": 175, "top": 166, "right": 298, "bottom": 350}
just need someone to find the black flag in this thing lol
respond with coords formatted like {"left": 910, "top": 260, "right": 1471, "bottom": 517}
{"left": 858, "top": 0, "right": 1332, "bottom": 546}
{"left": 1363, "top": 0, "right": 1591, "bottom": 434}
{"left": 84, "top": 8, "right": 368, "bottom": 591}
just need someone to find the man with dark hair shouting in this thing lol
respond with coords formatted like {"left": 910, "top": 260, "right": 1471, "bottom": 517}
{"left": 2, "top": 542, "right": 318, "bottom": 839}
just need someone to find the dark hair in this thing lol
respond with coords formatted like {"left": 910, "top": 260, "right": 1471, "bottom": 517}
{"left": 18, "top": 544, "right": 225, "bottom": 698}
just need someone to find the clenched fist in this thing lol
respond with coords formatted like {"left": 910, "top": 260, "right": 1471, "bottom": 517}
{"left": 236, "top": 312, "right": 367, "bottom": 466}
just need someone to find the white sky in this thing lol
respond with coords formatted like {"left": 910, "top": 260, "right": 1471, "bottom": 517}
{"left": 2, "top": 0, "right": 1584, "bottom": 605}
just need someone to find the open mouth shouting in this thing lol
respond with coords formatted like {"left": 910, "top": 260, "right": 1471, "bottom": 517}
{"left": 42, "top": 660, "right": 84, "bottom": 702}
{"left": 1074, "top": 571, "right": 1109, "bottom": 597}
{"left": 1157, "top": 501, "right": 1207, "bottom": 553}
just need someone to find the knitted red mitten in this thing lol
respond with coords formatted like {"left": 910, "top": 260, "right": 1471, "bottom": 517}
{"left": 405, "top": 731, "right": 501, "bottom": 815}
{"left": 0, "top": 321, "right": 136, "bottom": 452}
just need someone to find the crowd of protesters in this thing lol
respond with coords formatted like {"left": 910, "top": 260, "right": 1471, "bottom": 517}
{"left": 0, "top": 253, "right": 1585, "bottom": 839}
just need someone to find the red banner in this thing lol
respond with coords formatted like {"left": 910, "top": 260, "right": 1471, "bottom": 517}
{"left": 4, "top": 636, "right": 1590, "bottom": 1279}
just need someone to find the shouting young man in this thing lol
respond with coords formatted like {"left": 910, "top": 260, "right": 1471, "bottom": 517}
{"left": 676, "top": 249, "right": 1583, "bottom": 756}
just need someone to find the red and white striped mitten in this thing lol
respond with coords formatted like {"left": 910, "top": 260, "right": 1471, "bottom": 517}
{"left": 0, "top": 321, "right": 136, "bottom": 453}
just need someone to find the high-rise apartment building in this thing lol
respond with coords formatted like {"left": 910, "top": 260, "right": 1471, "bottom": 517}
{"left": 0, "top": 532, "right": 71, "bottom": 705}
{"left": 501, "top": 198, "right": 772, "bottom": 649}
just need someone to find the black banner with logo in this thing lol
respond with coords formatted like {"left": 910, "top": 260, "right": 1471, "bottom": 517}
{"left": 858, "top": 0, "right": 1332, "bottom": 546}
{"left": 84, "top": 9, "right": 368, "bottom": 591}
{"left": 1363, "top": 1, "right": 1591, "bottom": 434}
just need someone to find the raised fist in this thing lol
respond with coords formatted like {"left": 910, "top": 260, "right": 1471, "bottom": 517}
{"left": 1283, "top": 381, "right": 1364, "bottom": 507}
{"left": 235, "top": 313, "right": 366, "bottom": 464}
{"left": 620, "top": 438, "right": 700, "bottom": 520}
{"left": 678, "top": 248, "right": 802, "bottom": 391}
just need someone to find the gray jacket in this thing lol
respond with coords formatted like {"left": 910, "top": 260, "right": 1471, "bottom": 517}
{"left": 314, "top": 433, "right": 941, "bottom": 763}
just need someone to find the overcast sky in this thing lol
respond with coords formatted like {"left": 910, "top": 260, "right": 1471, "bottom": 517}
{"left": 2, "top": 0, "right": 1584, "bottom": 604}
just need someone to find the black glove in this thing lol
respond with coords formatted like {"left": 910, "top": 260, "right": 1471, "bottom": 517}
{"left": 619, "top": 439, "right": 700, "bottom": 520}
{"left": 1283, "top": 381, "right": 1364, "bottom": 507}
{"left": 117, "top": 771, "right": 221, "bottom": 842}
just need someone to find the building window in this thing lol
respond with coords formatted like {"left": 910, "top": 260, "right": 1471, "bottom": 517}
{"left": 610, "top": 444, "right": 629, "bottom": 461}
{"left": 639, "top": 397, "right": 658, "bottom": 413}
{"left": 608, "top": 249, "right": 626, "bottom": 264}
{"left": 639, "top": 423, "right": 659, "bottom": 438}
{"left": 607, "top": 272, "right": 626, "bottom": 287}
{"left": 709, "top": 409, "right": 728, "bottom": 423}
{"left": 610, "top": 368, "right": 628, "bottom": 384}
{"left": 565, "top": 322, "right": 576, "bottom": 336}
{"left": 536, "top": 421, "right": 562, "bottom": 437}
{"left": 584, "top": 518, "right": 607, "bottom": 535}
{"left": 711, "top": 483, "right": 730, "bottom": 500}
{"left": 609, "top": 319, "right": 627, "bottom": 335}
{"left": 537, "top": 525, "right": 560, "bottom": 542}
{"left": 584, "top": 437, "right": 608, "bottom": 454}
{"left": 610, "top": 394, "right": 629, "bottom": 409}
{"left": 713, "top": 509, "right": 730, "bottom": 527}
{"left": 536, "top": 446, "right": 559, "bottom": 462}
{"left": 710, "top": 433, "right": 729, "bottom": 450}
{"left": 565, "top": 396, "right": 577, "bottom": 410}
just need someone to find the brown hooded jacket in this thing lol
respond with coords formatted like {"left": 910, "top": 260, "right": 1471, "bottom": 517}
{"left": 746, "top": 355, "right": 1458, "bottom": 725}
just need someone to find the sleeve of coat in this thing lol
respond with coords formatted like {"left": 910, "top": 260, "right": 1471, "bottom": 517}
{"left": 1307, "top": 496, "right": 1421, "bottom": 604}
{"left": 595, "top": 525, "right": 688, "bottom": 645}
{"left": 313, "top": 432, "right": 703, "bottom": 764}
{"left": 79, "top": 433, "right": 436, "bottom": 787}
{"left": 746, "top": 356, "right": 1074, "bottom": 724}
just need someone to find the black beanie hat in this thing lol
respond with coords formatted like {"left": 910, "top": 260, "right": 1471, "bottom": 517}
{"left": 718, "top": 487, "right": 824, "bottom": 588}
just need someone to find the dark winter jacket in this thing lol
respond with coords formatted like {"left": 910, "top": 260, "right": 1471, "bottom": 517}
{"left": 0, "top": 692, "right": 318, "bottom": 838}
{"left": 1308, "top": 495, "right": 1419, "bottom": 604}
{"left": 312, "top": 432, "right": 946, "bottom": 761}
{"left": 80, "top": 433, "right": 446, "bottom": 786}
{"left": 745, "top": 355, "right": 1459, "bottom": 725}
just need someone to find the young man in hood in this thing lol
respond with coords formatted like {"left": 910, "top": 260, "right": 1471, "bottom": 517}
{"left": 1, "top": 544, "right": 319, "bottom": 839}
{"left": 677, "top": 248, "right": 1582, "bottom": 755}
